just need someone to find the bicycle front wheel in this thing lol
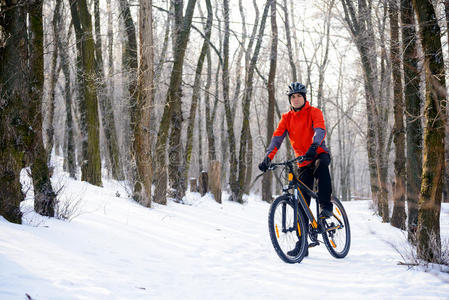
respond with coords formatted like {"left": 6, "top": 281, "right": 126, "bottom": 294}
{"left": 321, "top": 196, "right": 351, "bottom": 258}
{"left": 268, "top": 195, "right": 307, "bottom": 264}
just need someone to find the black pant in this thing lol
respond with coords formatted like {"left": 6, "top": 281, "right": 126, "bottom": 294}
{"left": 297, "top": 152, "right": 333, "bottom": 211}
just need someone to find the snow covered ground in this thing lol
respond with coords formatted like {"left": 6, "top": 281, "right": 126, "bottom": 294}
{"left": 1, "top": 162, "right": 449, "bottom": 299}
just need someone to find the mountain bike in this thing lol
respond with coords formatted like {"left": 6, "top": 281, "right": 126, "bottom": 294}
{"left": 265, "top": 156, "right": 351, "bottom": 264}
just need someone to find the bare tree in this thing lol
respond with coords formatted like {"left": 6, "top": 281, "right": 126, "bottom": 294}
{"left": 29, "top": 0, "right": 57, "bottom": 216}
{"left": 412, "top": 0, "right": 446, "bottom": 262}
{"left": 133, "top": 0, "right": 154, "bottom": 207}
{"left": 119, "top": 0, "right": 138, "bottom": 187}
{"left": 401, "top": 0, "right": 421, "bottom": 242}
{"left": 0, "top": 1, "right": 30, "bottom": 223}
{"left": 0, "top": 0, "right": 56, "bottom": 222}
{"left": 282, "top": 0, "right": 297, "bottom": 81}
{"left": 236, "top": 0, "right": 273, "bottom": 202}
{"left": 390, "top": 0, "right": 406, "bottom": 230}
{"left": 340, "top": 0, "right": 390, "bottom": 221}
{"left": 205, "top": 48, "right": 217, "bottom": 162}
{"left": 69, "top": 0, "right": 102, "bottom": 186}
{"left": 222, "top": 0, "right": 240, "bottom": 201}
{"left": 183, "top": 0, "right": 212, "bottom": 187}
{"left": 316, "top": 0, "right": 334, "bottom": 110}
{"left": 94, "top": 0, "right": 123, "bottom": 180}
{"left": 45, "top": 2, "right": 61, "bottom": 164}
{"left": 262, "top": 0, "right": 278, "bottom": 203}
{"left": 153, "top": 0, "right": 197, "bottom": 204}
{"left": 56, "top": 0, "right": 76, "bottom": 178}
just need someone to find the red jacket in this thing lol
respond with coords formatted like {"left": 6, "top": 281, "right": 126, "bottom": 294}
{"left": 266, "top": 101, "right": 328, "bottom": 167}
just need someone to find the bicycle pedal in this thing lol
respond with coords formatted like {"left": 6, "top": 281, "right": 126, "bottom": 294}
{"left": 308, "top": 242, "right": 319, "bottom": 248}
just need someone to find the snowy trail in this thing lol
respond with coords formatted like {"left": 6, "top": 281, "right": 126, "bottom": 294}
{"left": 1, "top": 173, "right": 449, "bottom": 299}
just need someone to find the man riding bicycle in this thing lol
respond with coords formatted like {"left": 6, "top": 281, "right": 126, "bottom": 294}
{"left": 259, "top": 82, "right": 334, "bottom": 254}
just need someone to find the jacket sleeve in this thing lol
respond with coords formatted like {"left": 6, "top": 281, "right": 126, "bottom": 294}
{"left": 266, "top": 114, "right": 288, "bottom": 160}
{"left": 311, "top": 108, "right": 326, "bottom": 146}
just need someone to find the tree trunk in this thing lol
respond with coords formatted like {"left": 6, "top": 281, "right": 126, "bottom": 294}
{"left": 0, "top": 2, "right": 28, "bottom": 223}
{"left": 56, "top": 3, "right": 76, "bottom": 179}
{"left": 107, "top": 0, "right": 114, "bottom": 96}
{"left": 45, "top": 2, "right": 61, "bottom": 164}
{"left": 377, "top": 5, "right": 391, "bottom": 223}
{"left": 232, "top": 0, "right": 245, "bottom": 122}
{"left": 317, "top": 0, "right": 334, "bottom": 110}
{"left": 199, "top": 171, "right": 208, "bottom": 196}
{"left": 198, "top": 93, "right": 203, "bottom": 173}
{"left": 94, "top": 0, "right": 123, "bottom": 181}
{"left": 340, "top": 0, "right": 389, "bottom": 221}
{"left": 167, "top": 0, "right": 197, "bottom": 202}
{"left": 412, "top": 0, "right": 446, "bottom": 262}
{"left": 262, "top": 0, "right": 277, "bottom": 203}
{"left": 443, "top": 0, "right": 449, "bottom": 204}
{"left": 79, "top": 0, "right": 102, "bottom": 186}
{"left": 209, "top": 160, "right": 222, "bottom": 203}
{"left": 401, "top": 0, "right": 422, "bottom": 241}
{"left": 183, "top": 0, "right": 212, "bottom": 187}
{"left": 282, "top": 0, "right": 296, "bottom": 81}
{"left": 190, "top": 178, "right": 198, "bottom": 192}
{"left": 289, "top": 0, "right": 302, "bottom": 82}
{"left": 70, "top": 0, "right": 102, "bottom": 186}
{"left": 336, "top": 66, "right": 346, "bottom": 201}
{"left": 389, "top": 0, "right": 406, "bottom": 230}
{"left": 154, "top": 4, "right": 171, "bottom": 89}
{"left": 153, "top": 0, "right": 197, "bottom": 204}
{"left": 133, "top": 0, "right": 154, "bottom": 207}
{"left": 237, "top": 0, "right": 273, "bottom": 203}
{"left": 29, "top": 0, "right": 57, "bottom": 216}
{"left": 222, "top": 0, "right": 240, "bottom": 202}
{"left": 244, "top": 132, "right": 253, "bottom": 194}
{"left": 69, "top": 0, "right": 87, "bottom": 177}
{"left": 119, "top": 0, "right": 138, "bottom": 185}
{"left": 205, "top": 49, "right": 216, "bottom": 162}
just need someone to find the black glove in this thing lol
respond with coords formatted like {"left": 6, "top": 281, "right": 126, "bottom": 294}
{"left": 258, "top": 156, "right": 272, "bottom": 172}
{"left": 304, "top": 144, "right": 318, "bottom": 160}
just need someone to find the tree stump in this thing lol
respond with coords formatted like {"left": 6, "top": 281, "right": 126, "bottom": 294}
{"left": 208, "top": 160, "right": 222, "bottom": 203}
{"left": 199, "top": 171, "right": 208, "bottom": 196}
{"left": 190, "top": 178, "right": 198, "bottom": 192}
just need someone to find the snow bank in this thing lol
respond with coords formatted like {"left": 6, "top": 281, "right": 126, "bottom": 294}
{"left": 1, "top": 163, "right": 448, "bottom": 299}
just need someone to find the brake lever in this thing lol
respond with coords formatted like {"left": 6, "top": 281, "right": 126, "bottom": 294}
{"left": 267, "top": 164, "right": 277, "bottom": 171}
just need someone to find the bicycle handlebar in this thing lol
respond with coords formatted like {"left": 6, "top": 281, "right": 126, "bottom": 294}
{"left": 249, "top": 156, "right": 308, "bottom": 190}
{"left": 267, "top": 155, "right": 307, "bottom": 170}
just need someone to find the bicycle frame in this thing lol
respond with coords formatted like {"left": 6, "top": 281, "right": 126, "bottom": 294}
{"left": 282, "top": 161, "right": 320, "bottom": 231}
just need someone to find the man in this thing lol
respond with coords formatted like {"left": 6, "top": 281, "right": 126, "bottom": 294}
{"left": 259, "top": 82, "right": 333, "bottom": 217}
{"left": 259, "top": 82, "right": 333, "bottom": 256}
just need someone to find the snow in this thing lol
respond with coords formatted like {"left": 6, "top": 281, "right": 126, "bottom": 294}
{"left": 1, "top": 162, "right": 449, "bottom": 299}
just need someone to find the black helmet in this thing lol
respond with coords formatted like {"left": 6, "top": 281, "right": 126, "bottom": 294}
{"left": 287, "top": 82, "right": 307, "bottom": 97}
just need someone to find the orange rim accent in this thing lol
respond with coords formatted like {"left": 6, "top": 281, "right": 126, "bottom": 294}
{"left": 275, "top": 224, "right": 280, "bottom": 239}
{"left": 331, "top": 240, "right": 336, "bottom": 248}
{"left": 326, "top": 225, "right": 341, "bottom": 232}
{"left": 297, "top": 222, "right": 301, "bottom": 236}
{"left": 336, "top": 207, "right": 341, "bottom": 216}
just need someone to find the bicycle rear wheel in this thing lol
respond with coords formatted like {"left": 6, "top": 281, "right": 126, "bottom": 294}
{"left": 321, "top": 196, "right": 351, "bottom": 258}
{"left": 268, "top": 195, "right": 307, "bottom": 264}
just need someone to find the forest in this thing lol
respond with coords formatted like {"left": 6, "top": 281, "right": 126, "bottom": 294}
{"left": 1, "top": 0, "right": 448, "bottom": 265}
